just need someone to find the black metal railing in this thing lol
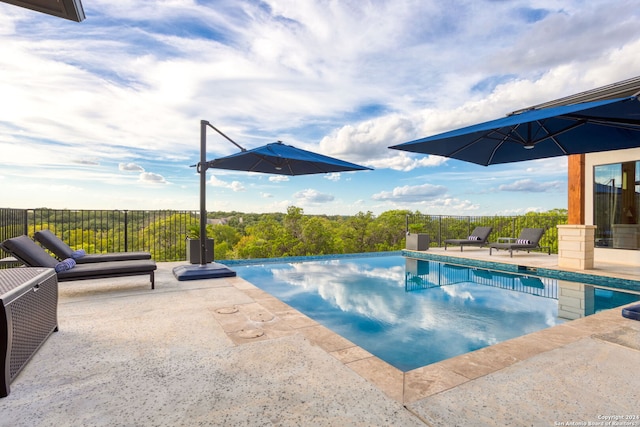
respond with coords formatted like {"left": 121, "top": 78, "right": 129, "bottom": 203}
{"left": 0, "top": 208, "right": 568, "bottom": 264}
{"left": 406, "top": 213, "right": 567, "bottom": 253}
{"left": 1, "top": 209, "right": 200, "bottom": 263}
{"left": 0, "top": 209, "right": 27, "bottom": 242}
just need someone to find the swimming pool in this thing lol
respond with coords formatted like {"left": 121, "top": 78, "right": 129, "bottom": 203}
{"left": 231, "top": 255, "right": 640, "bottom": 371}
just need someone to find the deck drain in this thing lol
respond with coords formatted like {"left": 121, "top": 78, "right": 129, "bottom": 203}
{"left": 250, "top": 312, "right": 275, "bottom": 322}
{"left": 215, "top": 306, "right": 239, "bottom": 314}
{"left": 237, "top": 329, "right": 264, "bottom": 339}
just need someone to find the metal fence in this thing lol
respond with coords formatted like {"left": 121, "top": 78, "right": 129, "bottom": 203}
{"left": 406, "top": 213, "right": 567, "bottom": 253}
{"left": 0, "top": 208, "right": 568, "bottom": 264}
{"left": 1, "top": 209, "right": 200, "bottom": 264}
{"left": 0, "top": 208, "right": 28, "bottom": 246}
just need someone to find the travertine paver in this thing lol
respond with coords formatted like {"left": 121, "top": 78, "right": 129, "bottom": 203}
{"left": 406, "top": 336, "right": 640, "bottom": 426}
{"left": 2, "top": 254, "right": 640, "bottom": 426}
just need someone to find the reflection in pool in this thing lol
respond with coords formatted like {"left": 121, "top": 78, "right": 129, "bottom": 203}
{"left": 233, "top": 255, "right": 639, "bottom": 371}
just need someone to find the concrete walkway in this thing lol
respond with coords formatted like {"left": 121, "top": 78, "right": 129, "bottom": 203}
{"left": 1, "top": 251, "right": 639, "bottom": 426}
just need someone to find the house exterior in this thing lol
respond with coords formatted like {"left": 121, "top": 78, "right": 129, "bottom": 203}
{"left": 544, "top": 77, "right": 640, "bottom": 268}
{"left": 583, "top": 148, "right": 640, "bottom": 265}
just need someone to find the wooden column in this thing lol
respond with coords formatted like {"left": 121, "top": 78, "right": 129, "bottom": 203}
{"left": 561, "top": 154, "right": 594, "bottom": 269}
{"left": 567, "top": 154, "right": 585, "bottom": 224}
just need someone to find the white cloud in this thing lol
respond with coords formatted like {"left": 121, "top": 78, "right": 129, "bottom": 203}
{"left": 496, "top": 206, "right": 547, "bottom": 215}
{"left": 498, "top": 179, "right": 563, "bottom": 193}
{"left": 317, "top": 114, "right": 423, "bottom": 169}
{"left": 369, "top": 153, "right": 448, "bottom": 172}
{"left": 268, "top": 175, "right": 290, "bottom": 182}
{"left": 324, "top": 173, "right": 341, "bottom": 182}
{"left": 293, "top": 189, "right": 334, "bottom": 204}
{"left": 119, "top": 162, "right": 144, "bottom": 172}
{"left": 139, "top": 172, "right": 166, "bottom": 184}
{"left": 229, "top": 181, "right": 246, "bottom": 192}
{"left": 74, "top": 158, "right": 100, "bottom": 166}
{"left": 209, "top": 175, "right": 245, "bottom": 191}
{"left": 372, "top": 183, "right": 448, "bottom": 202}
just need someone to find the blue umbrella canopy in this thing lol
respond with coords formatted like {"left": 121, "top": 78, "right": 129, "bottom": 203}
{"left": 207, "top": 141, "right": 371, "bottom": 175}
{"left": 390, "top": 96, "right": 640, "bottom": 166}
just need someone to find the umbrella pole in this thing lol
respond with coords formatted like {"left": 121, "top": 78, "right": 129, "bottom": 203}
{"left": 172, "top": 120, "right": 236, "bottom": 280}
{"left": 197, "top": 120, "right": 249, "bottom": 265}
{"left": 197, "top": 120, "right": 246, "bottom": 265}
{"left": 199, "top": 119, "right": 208, "bottom": 266}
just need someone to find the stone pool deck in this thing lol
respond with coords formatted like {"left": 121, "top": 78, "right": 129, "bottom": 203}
{"left": 1, "top": 250, "right": 639, "bottom": 426}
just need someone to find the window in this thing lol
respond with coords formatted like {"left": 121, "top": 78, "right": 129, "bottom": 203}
{"left": 593, "top": 161, "right": 640, "bottom": 249}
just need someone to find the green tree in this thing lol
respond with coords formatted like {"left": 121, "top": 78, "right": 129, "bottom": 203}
{"left": 283, "top": 206, "right": 304, "bottom": 241}
{"left": 234, "top": 235, "right": 271, "bottom": 259}
{"left": 341, "top": 211, "right": 374, "bottom": 253}
{"left": 211, "top": 224, "right": 241, "bottom": 248}
{"left": 370, "top": 210, "right": 410, "bottom": 251}
{"left": 300, "top": 217, "right": 336, "bottom": 255}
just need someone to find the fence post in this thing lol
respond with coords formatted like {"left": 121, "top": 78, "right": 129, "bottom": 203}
{"left": 23, "top": 209, "right": 28, "bottom": 236}
{"left": 124, "top": 210, "right": 129, "bottom": 252}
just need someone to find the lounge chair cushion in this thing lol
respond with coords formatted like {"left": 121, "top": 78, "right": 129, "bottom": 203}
{"left": 1, "top": 235, "right": 58, "bottom": 268}
{"left": 489, "top": 228, "right": 549, "bottom": 257}
{"left": 55, "top": 259, "right": 157, "bottom": 281}
{"left": 444, "top": 226, "right": 493, "bottom": 250}
{"left": 34, "top": 229, "right": 151, "bottom": 263}
{"left": 73, "top": 252, "right": 152, "bottom": 263}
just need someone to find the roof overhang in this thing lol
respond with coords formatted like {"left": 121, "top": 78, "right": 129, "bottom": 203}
{"left": 1, "top": 0, "right": 85, "bottom": 22}
{"left": 513, "top": 76, "right": 640, "bottom": 114}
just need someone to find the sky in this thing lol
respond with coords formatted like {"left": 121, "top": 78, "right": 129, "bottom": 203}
{"left": 2, "top": 0, "right": 640, "bottom": 216}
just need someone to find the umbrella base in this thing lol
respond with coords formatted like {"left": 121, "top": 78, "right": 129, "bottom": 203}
{"left": 172, "top": 263, "right": 236, "bottom": 281}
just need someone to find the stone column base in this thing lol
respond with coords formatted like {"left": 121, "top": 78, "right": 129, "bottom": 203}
{"left": 557, "top": 225, "right": 596, "bottom": 270}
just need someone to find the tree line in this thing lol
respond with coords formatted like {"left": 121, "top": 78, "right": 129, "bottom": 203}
{"left": 192, "top": 207, "right": 567, "bottom": 260}
{"left": 196, "top": 206, "right": 411, "bottom": 260}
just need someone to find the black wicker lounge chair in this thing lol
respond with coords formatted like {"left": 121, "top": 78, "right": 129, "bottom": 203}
{"left": 444, "top": 226, "right": 493, "bottom": 251}
{"left": 1, "top": 236, "right": 156, "bottom": 289}
{"left": 489, "top": 228, "right": 550, "bottom": 257}
{"left": 34, "top": 229, "right": 151, "bottom": 263}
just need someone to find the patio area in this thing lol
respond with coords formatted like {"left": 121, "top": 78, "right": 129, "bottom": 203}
{"left": 1, "top": 249, "right": 639, "bottom": 426}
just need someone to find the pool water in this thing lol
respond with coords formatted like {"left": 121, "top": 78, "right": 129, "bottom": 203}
{"left": 232, "top": 255, "right": 640, "bottom": 371}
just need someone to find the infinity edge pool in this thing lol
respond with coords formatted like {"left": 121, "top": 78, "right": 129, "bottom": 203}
{"left": 218, "top": 249, "right": 640, "bottom": 403}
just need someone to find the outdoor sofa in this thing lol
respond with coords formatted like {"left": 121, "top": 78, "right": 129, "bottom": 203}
{"left": 34, "top": 229, "right": 151, "bottom": 263}
{"left": 1, "top": 235, "right": 157, "bottom": 289}
{"left": 489, "top": 227, "right": 550, "bottom": 257}
{"left": 444, "top": 226, "right": 493, "bottom": 251}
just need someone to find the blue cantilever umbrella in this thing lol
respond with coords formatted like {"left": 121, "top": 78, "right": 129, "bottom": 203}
{"left": 173, "top": 120, "right": 371, "bottom": 281}
{"left": 207, "top": 141, "right": 372, "bottom": 175}
{"left": 390, "top": 96, "right": 640, "bottom": 166}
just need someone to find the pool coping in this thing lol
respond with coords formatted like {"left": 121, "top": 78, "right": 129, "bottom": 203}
{"left": 218, "top": 252, "right": 640, "bottom": 405}
{"left": 403, "top": 249, "right": 640, "bottom": 293}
